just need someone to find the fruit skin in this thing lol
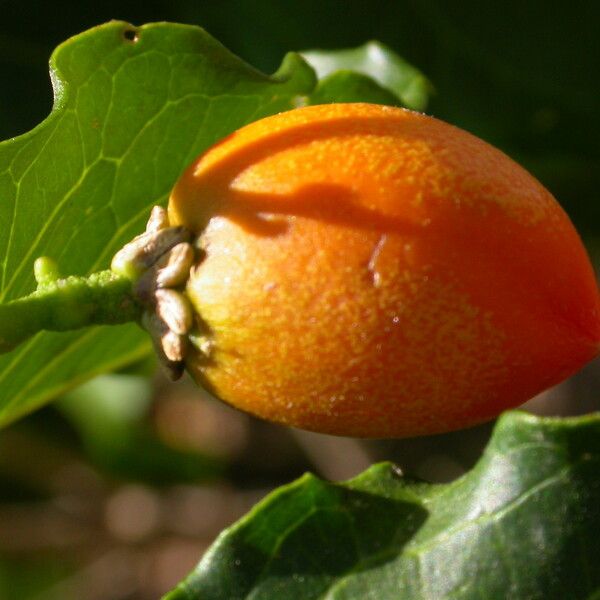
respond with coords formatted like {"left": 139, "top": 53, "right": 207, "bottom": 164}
{"left": 168, "top": 103, "right": 600, "bottom": 438}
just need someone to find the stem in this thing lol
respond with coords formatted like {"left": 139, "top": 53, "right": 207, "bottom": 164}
{"left": 0, "top": 269, "right": 143, "bottom": 353}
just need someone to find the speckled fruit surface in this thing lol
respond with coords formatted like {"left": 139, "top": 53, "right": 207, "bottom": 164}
{"left": 168, "top": 103, "right": 600, "bottom": 438}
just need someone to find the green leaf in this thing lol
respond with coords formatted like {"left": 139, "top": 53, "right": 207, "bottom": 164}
{"left": 302, "top": 41, "right": 433, "bottom": 111}
{"left": 166, "top": 411, "right": 600, "bottom": 599}
{"left": 0, "top": 22, "right": 315, "bottom": 425}
{"left": 0, "top": 22, "right": 430, "bottom": 427}
{"left": 308, "top": 71, "right": 403, "bottom": 107}
{"left": 0, "top": 21, "right": 314, "bottom": 426}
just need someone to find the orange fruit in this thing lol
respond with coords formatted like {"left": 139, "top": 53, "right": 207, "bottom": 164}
{"left": 168, "top": 103, "right": 600, "bottom": 438}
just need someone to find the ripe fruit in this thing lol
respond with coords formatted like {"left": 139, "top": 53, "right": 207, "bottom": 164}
{"left": 167, "top": 103, "right": 600, "bottom": 438}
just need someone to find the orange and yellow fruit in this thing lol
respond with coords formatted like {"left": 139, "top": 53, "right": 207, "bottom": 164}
{"left": 168, "top": 103, "right": 600, "bottom": 438}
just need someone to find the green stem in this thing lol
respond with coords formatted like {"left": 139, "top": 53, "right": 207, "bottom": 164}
{"left": 0, "top": 269, "right": 143, "bottom": 353}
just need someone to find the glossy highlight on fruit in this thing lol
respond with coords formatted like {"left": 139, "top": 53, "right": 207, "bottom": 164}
{"left": 168, "top": 103, "right": 600, "bottom": 438}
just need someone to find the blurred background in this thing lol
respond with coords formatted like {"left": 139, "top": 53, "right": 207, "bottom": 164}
{"left": 1, "top": 1, "right": 599, "bottom": 598}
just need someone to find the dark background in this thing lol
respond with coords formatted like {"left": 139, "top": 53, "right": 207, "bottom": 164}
{"left": 0, "top": 2, "right": 599, "bottom": 598}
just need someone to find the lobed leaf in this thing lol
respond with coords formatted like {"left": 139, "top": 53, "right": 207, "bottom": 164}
{"left": 0, "top": 22, "right": 430, "bottom": 426}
